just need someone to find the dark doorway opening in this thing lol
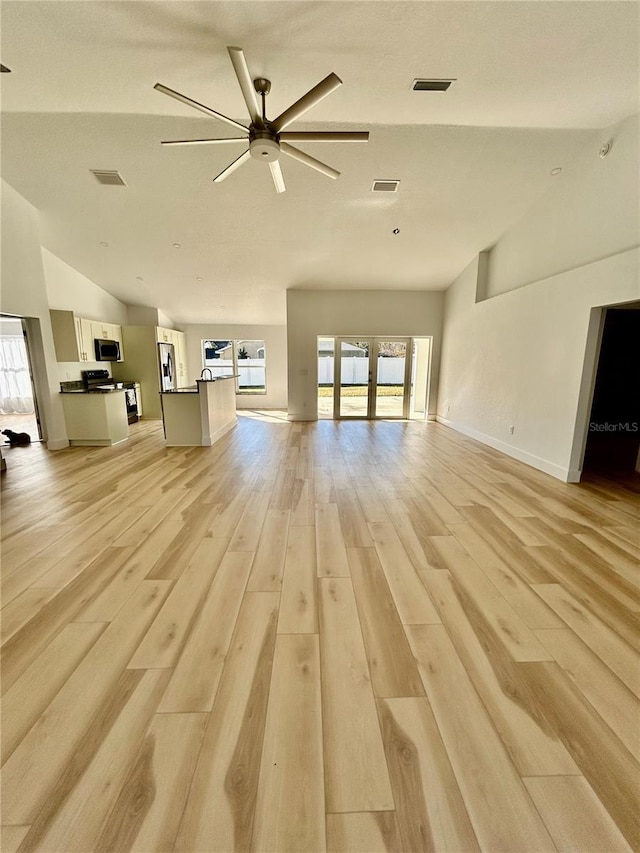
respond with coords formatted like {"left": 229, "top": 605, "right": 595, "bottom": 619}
{"left": 583, "top": 306, "right": 640, "bottom": 488}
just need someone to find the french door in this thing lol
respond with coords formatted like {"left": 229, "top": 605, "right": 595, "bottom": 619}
{"left": 333, "top": 337, "right": 412, "bottom": 419}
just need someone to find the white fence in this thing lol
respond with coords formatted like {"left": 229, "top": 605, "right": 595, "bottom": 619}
{"left": 318, "top": 357, "right": 405, "bottom": 386}
{"left": 203, "top": 357, "right": 266, "bottom": 388}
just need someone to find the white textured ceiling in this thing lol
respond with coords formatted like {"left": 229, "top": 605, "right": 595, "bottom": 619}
{"left": 1, "top": 1, "right": 639, "bottom": 324}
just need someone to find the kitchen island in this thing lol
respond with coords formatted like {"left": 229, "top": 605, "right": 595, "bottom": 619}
{"left": 160, "top": 376, "right": 237, "bottom": 446}
{"left": 60, "top": 389, "right": 128, "bottom": 446}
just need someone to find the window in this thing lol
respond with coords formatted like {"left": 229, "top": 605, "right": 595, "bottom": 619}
{"left": 203, "top": 339, "right": 266, "bottom": 394}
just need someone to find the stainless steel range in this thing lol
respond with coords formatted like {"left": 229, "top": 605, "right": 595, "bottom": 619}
{"left": 82, "top": 370, "right": 140, "bottom": 423}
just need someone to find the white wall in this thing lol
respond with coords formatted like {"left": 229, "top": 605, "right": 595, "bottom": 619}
{"left": 0, "top": 181, "right": 68, "bottom": 448}
{"left": 180, "top": 324, "right": 288, "bottom": 409}
{"left": 43, "top": 248, "right": 128, "bottom": 324}
{"left": 42, "top": 247, "right": 130, "bottom": 382}
{"left": 286, "top": 290, "right": 444, "bottom": 420}
{"left": 438, "top": 113, "right": 640, "bottom": 481}
{"left": 487, "top": 113, "right": 639, "bottom": 297}
{"left": 127, "top": 306, "right": 176, "bottom": 328}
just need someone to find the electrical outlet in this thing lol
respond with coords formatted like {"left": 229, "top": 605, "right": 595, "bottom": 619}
{"left": 509, "top": 425, "right": 515, "bottom": 435}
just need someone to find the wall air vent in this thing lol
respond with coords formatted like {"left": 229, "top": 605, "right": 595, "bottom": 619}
{"left": 371, "top": 180, "right": 400, "bottom": 192}
{"left": 412, "top": 79, "right": 455, "bottom": 92}
{"left": 90, "top": 169, "right": 127, "bottom": 186}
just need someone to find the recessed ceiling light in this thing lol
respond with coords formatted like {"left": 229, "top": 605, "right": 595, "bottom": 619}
{"left": 99, "top": 241, "right": 109, "bottom": 247}
{"left": 0, "top": 64, "right": 11, "bottom": 73}
{"left": 412, "top": 79, "right": 455, "bottom": 92}
{"left": 550, "top": 167, "right": 562, "bottom": 176}
{"left": 196, "top": 276, "right": 203, "bottom": 282}
{"left": 172, "top": 242, "right": 181, "bottom": 249}
{"left": 393, "top": 228, "right": 400, "bottom": 235}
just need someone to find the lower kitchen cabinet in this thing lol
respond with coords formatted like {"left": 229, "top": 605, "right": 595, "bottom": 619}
{"left": 60, "top": 392, "right": 128, "bottom": 446}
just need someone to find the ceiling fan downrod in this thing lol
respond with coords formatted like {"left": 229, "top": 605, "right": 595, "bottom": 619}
{"left": 253, "top": 77, "right": 271, "bottom": 122}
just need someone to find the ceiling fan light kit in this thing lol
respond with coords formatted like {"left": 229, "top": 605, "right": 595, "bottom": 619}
{"left": 156, "top": 46, "right": 369, "bottom": 194}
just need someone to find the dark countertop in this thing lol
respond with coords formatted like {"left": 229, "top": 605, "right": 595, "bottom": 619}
{"left": 60, "top": 379, "right": 130, "bottom": 394}
{"left": 161, "top": 386, "right": 199, "bottom": 394}
{"left": 60, "top": 388, "right": 125, "bottom": 394}
{"left": 161, "top": 376, "right": 239, "bottom": 395}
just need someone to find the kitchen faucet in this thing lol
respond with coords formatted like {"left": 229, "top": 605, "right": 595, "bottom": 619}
{"left": 200, "top": 368, "right": 213, "bottom": 381}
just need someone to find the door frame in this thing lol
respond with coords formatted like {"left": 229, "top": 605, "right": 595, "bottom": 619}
{"left": 333, "top": 336, "right": 412, "bottom": 420}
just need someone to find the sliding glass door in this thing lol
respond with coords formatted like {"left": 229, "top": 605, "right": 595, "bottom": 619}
{"left": 333, "top": 337, "right": 411, "bottom": 419}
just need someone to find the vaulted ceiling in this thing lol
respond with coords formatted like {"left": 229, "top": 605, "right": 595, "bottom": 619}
{"left": 2, "top": 1, "right": 638, "bottom": 324}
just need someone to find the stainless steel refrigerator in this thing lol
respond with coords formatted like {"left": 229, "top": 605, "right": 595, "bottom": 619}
{"left": 158, "top": 342, "right": 177, "bottom": 392}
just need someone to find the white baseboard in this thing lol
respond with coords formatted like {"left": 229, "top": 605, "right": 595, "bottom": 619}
{"left": 202, "top": 418, "right": 237, "bottom": 447}
{"left": 47, "top": 438, "right": 70, "bottom": 450}
{"left": 435, "top": 416, "right": 574, "bottom": 482}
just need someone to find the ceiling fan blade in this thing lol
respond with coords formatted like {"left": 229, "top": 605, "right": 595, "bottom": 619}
{"left": 154, "top": 83, "right": 248, "bottom": 134}
{"left": 280, "top": 141, "right": 340, "bottom": 180}
{"left": 212, "top": 149, "right": 251, "bottom": 183}
{"left": 227, "top": 46, "right": 262, "bottom": 125}
{"left": 271, "top": 73, "right": 342, "bottom": 132}
{"left": 161, "top": 137, "right": 248, "bottom": 146}
{"left": 269, "top": 161, "right": 286, "bottom": 194}
{"left": 280, "top": 131, "right": 369, "bottom": 142}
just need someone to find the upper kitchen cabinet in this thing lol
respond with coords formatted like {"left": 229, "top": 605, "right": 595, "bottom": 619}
{"left": 50, "top": 310, "right": 124, "bottom": 362}
{"left": 92, "top": 321, "right": 123, "bottom": 351}
{"left": 50, "top": 310, "right": 93, "bottom": 362}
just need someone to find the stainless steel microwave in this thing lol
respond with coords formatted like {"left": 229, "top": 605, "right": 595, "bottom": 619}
{"left": 94, "top": 338, "right": 121, "bottom": 361}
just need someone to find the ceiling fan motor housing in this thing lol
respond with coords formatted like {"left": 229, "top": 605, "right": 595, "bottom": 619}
{"left": 249, "top": 128, "right": 280, "bottom": 161}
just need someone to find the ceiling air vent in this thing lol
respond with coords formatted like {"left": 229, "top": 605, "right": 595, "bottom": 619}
{"left": 372, "top": 180, "right": 400, "bottom": 192}
{"left": 412, "top": 79, "right": 455, "bottom": 92}
{"left": 90, "top": 169, "right": 127, "bottom": 186}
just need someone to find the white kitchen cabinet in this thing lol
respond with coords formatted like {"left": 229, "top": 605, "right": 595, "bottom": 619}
{"left": 90, "top": 321, "right": 124, "bottom": 360}
{"left": 91, "top": 320, "right": 122, "bottom": 348}
{"left": 51, "top": 310, "right": 93, "bottom": 362}
{"left": 50, "top": 310, "right": 123, "bottom": 362}
{"left": 161, "top": 378, "right": 236, "bottom": 446}
{"left": 61, "top": 390, "right": 128, "bottom": 445}
{"left": 174, "top": 331, "right": 188, "bottom": 387}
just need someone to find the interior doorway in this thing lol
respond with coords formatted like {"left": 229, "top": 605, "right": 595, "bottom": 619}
{"left": 0, "top": 315, "right": 43, "bottom": 443}
{"left": 582, "top": 305, "right": 640, "bottom": 484}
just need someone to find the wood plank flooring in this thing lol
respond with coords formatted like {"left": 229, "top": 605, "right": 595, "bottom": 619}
{"left": 1, "top": 414, "right": 639, "bottom": 852}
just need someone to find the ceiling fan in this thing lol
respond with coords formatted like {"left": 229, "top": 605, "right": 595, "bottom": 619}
{"left": 154, "top": 46, "right": 369, "bottom": 194}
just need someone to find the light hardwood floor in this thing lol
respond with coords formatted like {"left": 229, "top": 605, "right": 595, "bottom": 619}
{"left": 1, "top": 414, "right": 639, "bottom": 852}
